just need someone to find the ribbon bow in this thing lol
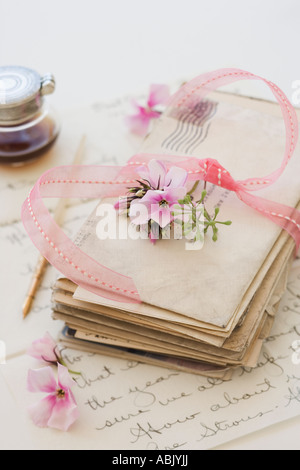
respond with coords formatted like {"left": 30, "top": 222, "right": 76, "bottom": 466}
{"left": 21, "top": 68, "right": 300, "bottom": 303}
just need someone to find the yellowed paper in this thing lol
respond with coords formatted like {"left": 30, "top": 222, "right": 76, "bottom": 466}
{"left": 70, "top": 94, "right": 300, "bottom": 329}
{"left": 2, "top": 264, "right": 300, "bottom": 449}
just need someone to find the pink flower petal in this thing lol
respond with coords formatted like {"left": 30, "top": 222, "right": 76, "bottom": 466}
{"left": 147, "top": 160, "right": 167, "bottom": 189}
{"left": 125, "top": 113, "right": 151, "bottom": 136}
{"left": 27, "top": 332, "right": 58, "bottom": 363}
{"left": 146, "top": 109, "right": 161, "bottom": 119}
{"left": 147, "top": 84, "right": 170, "bottom": 108}
{"left": 130, "top": 99, "right": 143, "bottom": 112}
{"left": 164, "top": 186, "right": 187, "bottom": 204}
{"left": 136, "top": 161, "right": 167, "bottom": 188}
{"left": 165, "top": 166, "right": 188, "bottom": 189}
{"left": 150, "top": 205, "right": 172, "bottom": 228}
{"left": 129, "top": 199, "right": 151, "bottom": 225}
{"left": 28, "top": 395, "right": 56, "bottom": 428}
{"left": 136, "top": 165, "right": 151, "bottom": 184}
{"left": 47, "top": 391, "right": 79, "bottom": 432}
{"left": 27, "top": 367, "right": 57, "bottom": 393}
{"left": 57, "top": 363, "right": 76, "bottom": 391}
{"left": 140, "top": 189, "right": 164, "bottom": 204}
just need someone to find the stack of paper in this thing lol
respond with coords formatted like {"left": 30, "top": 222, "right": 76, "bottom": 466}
{"left": 52, "top": 92, "right": 300, "bottom": 379}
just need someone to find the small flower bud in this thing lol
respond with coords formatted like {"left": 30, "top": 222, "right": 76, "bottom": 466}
{"left": 136, "top": 189, "right": 145, "bottom": 198}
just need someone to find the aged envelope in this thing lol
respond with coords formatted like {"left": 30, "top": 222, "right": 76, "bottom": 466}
{"left": 73, "top": 198, "right": 296, "bottom": 335}
{"left": 52, "top": 230, "right": 294, "bottom": 372}
{"left": 67, "top": 93, "right": 300, "bottom": 329}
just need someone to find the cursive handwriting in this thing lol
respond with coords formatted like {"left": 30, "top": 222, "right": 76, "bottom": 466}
{"left": 96, "top": 409, "right": 150, "bottom": 431}
{"left": 120, "top": 361, "right": 140, "bottom": 372}
{"left": 285, "top": 387, "right": 300, "bottom": 407}
{"left": 239, "top": 352, "right": 286, "bottom": 377}
{"left": 85, "top": 394, "right": 123, "bottom": 411}
{"left": 286, "top": 374, "right": 300, "bottom": 383}
{"left": 129, "top": 372, "right": 179, "bottom": 408}
{"left": 285, "top": 375, "right": 300, "bottom": 407}
{"left": 146, "top": 441, "right": 188, "bottom": 451}
{"left": 61, "top": 352, "right": 85, "bottom": 366}
{"left": 129, "top": 411, "right": 201, "bottom": 444}
{"left": 197, "top": 377, "right": 228, "bottom": 392}
{"left": 282, "top": 305, "right": 300, "bottom": 316}
{"left": 0, "top": 178, "right": 35, "bottom": 194}
{"left": 158, "top": 391, "right": 192, "bottom": 407}
{"left": 210, "top": 379, "right": 276, "bottom": 412}
{"left": 74, "top": 366, "right": 115, "bottom": 389}
{"left": 265, "top": 324, "right": 300, "bottom": 343}
{"left": 0, "top": 223, "right": 29, "bottom": 247}
{"left": 198, "top": 408, "right": 274, "bottom": 441}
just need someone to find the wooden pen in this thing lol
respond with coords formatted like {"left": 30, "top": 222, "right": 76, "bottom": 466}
{"left": 22, "top": 255, "right": 48, "bottom": 318}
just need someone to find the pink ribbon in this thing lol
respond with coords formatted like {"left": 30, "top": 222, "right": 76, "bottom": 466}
{"left": 21, "top": 68, "right": 300, "bottom": 303}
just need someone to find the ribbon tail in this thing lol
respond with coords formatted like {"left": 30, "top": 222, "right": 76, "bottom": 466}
{"left": 21, "top": 165, "right": 141, "bottom": 304}
{"left": 237, "top": 189, "right": 300, "bottom": 253}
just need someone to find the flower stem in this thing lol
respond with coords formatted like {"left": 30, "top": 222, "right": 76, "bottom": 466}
{"left": 187, "top": 180, "right": 200, "bottom": 196}
{"left": 60, "top": 358, "right": 81, "bottom": 376}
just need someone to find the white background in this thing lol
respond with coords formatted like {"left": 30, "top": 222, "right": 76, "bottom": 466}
{"left": 1, "top": 0, "right": 300, "bottom": 449}
{"left": 1, "top": 0, "right": 299, "bottom": 109}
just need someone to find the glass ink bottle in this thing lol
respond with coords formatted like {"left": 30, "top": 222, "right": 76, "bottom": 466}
{"left": 0, "top": 65, "right": 60, "bottom": 165}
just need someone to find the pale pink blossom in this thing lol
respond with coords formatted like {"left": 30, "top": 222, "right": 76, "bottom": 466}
{"left": 126, "top": 84, "right": 170, "bottom": 136}
{"left": 130, "top": 186, "right": 187, "bottom": 228}
{"left": 27, "top": 332, "right": 60, "bottom": 365}
{"left": 27, "top": 364, "right": 79, "bottom": 431}
{"left": 136, "top": 159, "right": 188, "bottom": 190}
{"left": 129, "top": 160, "right": 188, "bottom": 228}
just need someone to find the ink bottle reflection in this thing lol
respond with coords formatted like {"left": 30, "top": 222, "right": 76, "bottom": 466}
{"left": 0, "top": 66, "right": 60, "bottom": 165}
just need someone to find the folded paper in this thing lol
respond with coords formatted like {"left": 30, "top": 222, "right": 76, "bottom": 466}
{"left": 21, "top": 69, "right": 300, "bottom": 310}
{"left": 49, "top": 77, "right": 300, "bottom": 377}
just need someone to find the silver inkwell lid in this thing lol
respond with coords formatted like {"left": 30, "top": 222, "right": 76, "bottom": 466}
{"left": 0, "top": 65, "right": 55, "bottom": 126}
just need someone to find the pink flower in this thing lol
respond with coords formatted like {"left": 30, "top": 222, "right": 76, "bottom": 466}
{"left": 126, "top": 84, "right": 170, "bottom": 136}
{"left": 130, "top": 187, "right": 187, "bottom": 228}
{"left": 129, "top": 159, "right": 188, "bottom": 228}
{"left": 27, "top": 364, "right": 79, "bottom": 431}
{"left": 137, "top": 159, "right": 188, "bottom": 190}
{"left": 27, "top": 332, "right": 60, "bottom": 365}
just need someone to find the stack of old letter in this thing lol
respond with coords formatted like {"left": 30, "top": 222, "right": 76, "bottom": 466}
{"left": 52, "top": 91, "right": 300, "bottom": 379}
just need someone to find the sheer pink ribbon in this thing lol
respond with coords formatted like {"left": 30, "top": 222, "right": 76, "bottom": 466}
{"left": 21, "top": 68, "right": 300, "bottom": 303}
